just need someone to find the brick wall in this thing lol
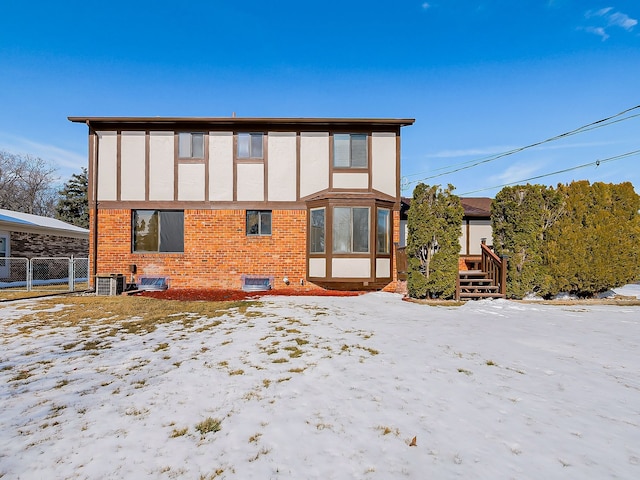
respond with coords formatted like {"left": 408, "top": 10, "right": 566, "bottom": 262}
{"left": 10, "top": 231, "right": 88, "bottom": 258}
{"left": 94, "top": 209, "right": 310, "bottom": 290}
{"left": 93, "top": 208, "right": 401, "bottom": 292}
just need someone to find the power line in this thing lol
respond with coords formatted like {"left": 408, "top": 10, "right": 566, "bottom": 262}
{"left": 457, "top": 149, "right": 640, "bottom": 196}
{"left": 404, "top": 104, "right": 640, "bottom": 186}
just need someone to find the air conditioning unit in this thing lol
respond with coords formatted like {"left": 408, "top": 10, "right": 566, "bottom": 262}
{"left": 95, "top": 274, "right": 125, "bottom": 296}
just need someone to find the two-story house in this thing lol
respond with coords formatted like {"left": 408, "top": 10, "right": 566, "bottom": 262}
{"left": 69, "top": 117, "right": 414, "bottom": 292}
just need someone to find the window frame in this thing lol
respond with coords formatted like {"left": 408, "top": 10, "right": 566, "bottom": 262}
{"left": 309, "top": 207, "right": 326, "bottom": 254}
{"left": 237, "top": 132, "right": 264, "bottom": 159}
{"left": 132, "top": 210, "right": 184, "bottom": 253}
{"left": 332, "top": 206, "right": 370, "bottom": 254}
{"left": 178, "top": 132, "right": 205, "bottom": 159}
{"left": 333, "top": 133, "right": 368, "bottom": 169}
{"left": 246, "top": 210, "right": 272, "bottom": 236}
{"left": 376, "top": 207, "right": 391, "bottom": 255}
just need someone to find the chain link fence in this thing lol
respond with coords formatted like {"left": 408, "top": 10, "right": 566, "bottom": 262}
{"left": 0, "top": 257, "right": 89, "bottom": 292}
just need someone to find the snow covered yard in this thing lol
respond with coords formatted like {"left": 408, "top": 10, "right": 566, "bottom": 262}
{"left": 1, "top": 292, "right": 639, "bottom": 479}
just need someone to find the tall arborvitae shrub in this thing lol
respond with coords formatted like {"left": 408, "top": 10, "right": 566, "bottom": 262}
{"left": 407, "top": 183, "right": 463, "bottom": 299}
{"left": 546, "top": 181, "right": 640, "bottom": 296}
{"left": 491, "top": 184, "right": 563, "bottom": 298}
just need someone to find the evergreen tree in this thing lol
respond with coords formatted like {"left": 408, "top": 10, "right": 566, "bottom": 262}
{"left": 55, "top": 168, "right": 89, "bottom": 228}
{"left": 491, "top": 184, "right": 563, "bottom": 298}
{"left": 546, "top": 181, "right": 640, "bottom": 296}
{"left": 406, "top": 183, "right": 463, "bottom": 299}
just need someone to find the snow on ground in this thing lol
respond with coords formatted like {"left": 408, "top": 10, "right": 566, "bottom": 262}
{"left": 1, "top": 293, "right": 639, "bottom": 479}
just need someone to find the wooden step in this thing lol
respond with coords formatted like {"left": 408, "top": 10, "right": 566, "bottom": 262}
{"left": 460, "top": 292, "right": 505, "bottom": 300}
{"left": 460, "top": 285, "right": 499, "bottom": 292}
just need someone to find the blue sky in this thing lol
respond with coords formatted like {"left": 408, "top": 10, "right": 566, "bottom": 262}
{"left": 1, "top": 0, "right": 639, "bottom": 197}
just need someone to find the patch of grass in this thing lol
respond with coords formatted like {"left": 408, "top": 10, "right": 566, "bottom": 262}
{"left": 218, "top": 361, "right": 228, "bottom": 367}
{"left": 294, "top": 337, "right": 309, "bottom": 346}
{"left": 10, "top": 369, "right": 32, "bottom": 382}
{"left": 229, "top": 369, "right": 244, "bottom": 376}
{"left": 7, "top": 296, "right": 251, "bottom": 335}
{"left": 154, "top": 342, "right": 169, "bottom": 352}
{"left": 286, "top": 328, "right": 301, "bottom": 334}
{"left": 249, "top": 433, "right": 262, "bottom": 443}
{"left": 54, "top": 379, "right": 69, "bottom": 389}
{"left": 288, "top": 367, "right": 306, "bottom": 373}
{"left": 358, "top": 345, "right": 379, "bottom": 356}
{"left": 170, "top": 427, "right": 188, "bottom": 438}
{"left": 284, "top": 346, "right": 304, "bottom": 358}
{"left": 272, "top": 357, "right": 289, "bottom": 363}
{"left": 376, "top": 425, "right": 400, "bottom": 436}
{"left": 485, "top": 360, "right": 497, "bottom": 366}
{"left": 262, "top": 379, "right": 271, "bottom": 388}
{"left": 265, "top": 348, "right": 278, "bottom": 355}
{"left": 199, "top": 469, "right": 225, "bottom": 480}
{"left": 457, "top": 368, "right": 473, "bottom": 376}
{"left": 195, "top": 417, "right": 222, "bottom": 436}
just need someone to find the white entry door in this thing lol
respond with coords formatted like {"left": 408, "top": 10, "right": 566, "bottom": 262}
{"left": 0, "top": 233, "right": 8, "bottom": 278}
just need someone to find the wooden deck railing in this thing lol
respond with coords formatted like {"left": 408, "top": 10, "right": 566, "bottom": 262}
{"left": 480, "top": 242, "right": 507, "bottom": 296}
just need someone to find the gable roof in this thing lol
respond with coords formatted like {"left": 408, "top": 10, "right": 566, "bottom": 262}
{"left": 0, "top": 209, "right": 89, "bottom": 238}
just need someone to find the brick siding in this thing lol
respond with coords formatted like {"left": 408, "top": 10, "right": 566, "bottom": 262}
{"left": 92, "top": 209, "right": 400, "bottom": 292}
{"left": 10, "top": 231, "right": 88, "bottom": 258}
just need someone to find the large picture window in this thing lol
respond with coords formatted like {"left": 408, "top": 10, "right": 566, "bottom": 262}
{"left": 333, "top": 207, "right": 369, "bottom": 253}
{"left": 238, "top": 133, "right": 264, "bottom": 159}
{"left": 178, "top": 132, "right": 204, "bottom": 158}
{"left": 246, "top": 210, "right": 271, "bottom": 236}
{"left": 133, "top": 210, "right": 184, "bottom": 253}
{"left": 377, "top": 208, "right": 391, "bottom": 254}
{"left": 310, "top": 208, "right": 325, "bottom": 253}
{"left": 333, "top": 133, "right": 367, "bottom": 168}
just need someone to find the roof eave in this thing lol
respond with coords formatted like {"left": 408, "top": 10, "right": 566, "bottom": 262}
{"left": 68, "top": 117, "right": 416, "bottom": 127}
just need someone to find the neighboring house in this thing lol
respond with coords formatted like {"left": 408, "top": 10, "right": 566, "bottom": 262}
{"left": 399, "top": 196, "right": 493, "bottom": 268}
{"left": 69, "top": 116, "right": 415, "bottom": 291}
{"left": 0, "top": 209, "right": 89, "bottom": 279}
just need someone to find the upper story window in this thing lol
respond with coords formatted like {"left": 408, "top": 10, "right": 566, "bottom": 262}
{"left": 333, "top": 207, "right": 369, "bottom": 253}
{"left": 246, "top": 210, "right": 271, "bottom": 236}
{"left": 238, "top": 133, "right": 264, "bottom": 159}
{"left": 133, "top": 210, "right": 184, "bottom": 253}
{"left": 178, "top": 132, "right": 204, "bottom": 158}
{"left": 333, "top": 133, "right": 367, "bottom": 168}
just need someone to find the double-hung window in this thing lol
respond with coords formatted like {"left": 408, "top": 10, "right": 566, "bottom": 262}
{"left": 246, "top": 210, "right": 271, "bottom": 236}
{"left": 377, "top": 208, "right": 391, "bottom": 254}
{"left": 178, "top": 133, "right": 204, "bottom": 158}
{"left": 333, "top": 133, "right": 367, "bottom": 168}
{"left": 332, "top": 207, "right": 369, "bottom": 253}
{"left": 133, "top": 210, "right": 184, "bottom": 253}
{"left": 309, "top": 208, "right": 325, "bottom": 253}
{"left": 238, "top": 133, "right": 264, "bottom": 159}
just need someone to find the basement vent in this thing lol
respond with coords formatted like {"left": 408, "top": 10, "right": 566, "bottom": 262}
{"left": 96, "top": 274, "right": 126, "bottom": 296}
{"left": 241, "top": 275, "right": 273, "bottom": 292}
{"left": 138, "top": 276, "right": 169, "bottom": 291}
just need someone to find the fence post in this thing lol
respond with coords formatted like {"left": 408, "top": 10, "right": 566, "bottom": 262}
{"left": 69, "top": 255, "right": 74, "bottom": 292}
{"left": 27, "top": 258, "right": 32, "bottom": 292}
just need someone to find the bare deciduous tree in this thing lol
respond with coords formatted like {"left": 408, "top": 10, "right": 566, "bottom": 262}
{"left": 0, "top": 150, "right": 58, "bottom": 217}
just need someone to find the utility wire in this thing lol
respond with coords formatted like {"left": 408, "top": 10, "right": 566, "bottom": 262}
{"left": 404, "top": 104, "right": 640, "bottom": 186}
{"left": 457, "top": 149, "right": 640, "bottom": 196}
